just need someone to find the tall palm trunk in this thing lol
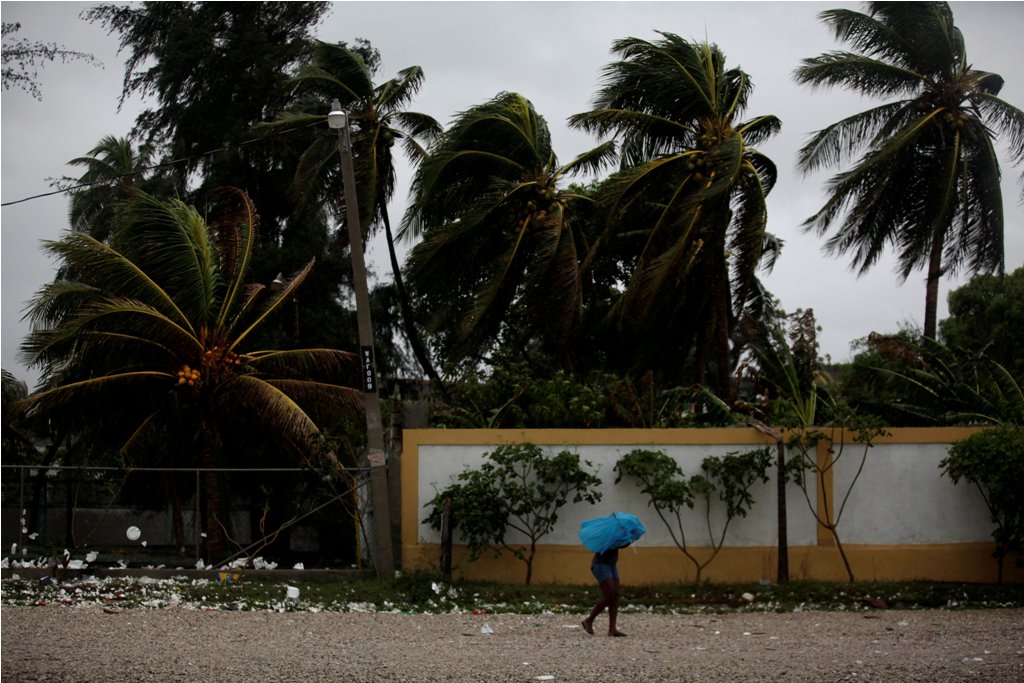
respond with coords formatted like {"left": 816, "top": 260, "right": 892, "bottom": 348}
{"left": 923, "top": 228, "right": 946, "bottom": 339}
{"left": 198, "top": 419, "right": 226, "bottom": 562}
{"left": 380, "top": 207, "right": 449, "bottom": 399}
{"left": 713, "top": 276, "right": 733, "bottom": 402}
{"left": 164, "top": 474, "right": 186, "bottom": 554}
{"left": 708, "top": 209, "right": 735, "bottom": 402}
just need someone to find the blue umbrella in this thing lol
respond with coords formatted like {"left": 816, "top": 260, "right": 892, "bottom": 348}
{"left": 579, "top": 512, "right": 646, "bottom": 554}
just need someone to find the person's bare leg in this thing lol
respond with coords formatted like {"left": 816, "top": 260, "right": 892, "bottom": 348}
{"left": 607, "top": 578, "right": 626, "bottom": 636}
{"left": 582, "top": 579, "right": 615, "bottom": 635}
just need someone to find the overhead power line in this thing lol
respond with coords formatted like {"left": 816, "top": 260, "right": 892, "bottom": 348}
{"left": 0, "top": 120, "right": 322, "bottom": 208}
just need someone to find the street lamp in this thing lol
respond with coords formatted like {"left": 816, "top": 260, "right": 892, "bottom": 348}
{"left": 329, "top": 99, "right": 395, "bottom": 579}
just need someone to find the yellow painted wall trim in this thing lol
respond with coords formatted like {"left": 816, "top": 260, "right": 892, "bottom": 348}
{"left": 402, "top": 541, "right": 1021, "bottom": 585}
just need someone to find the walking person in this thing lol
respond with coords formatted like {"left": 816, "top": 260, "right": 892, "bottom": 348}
{"left": 581, "top": 544, "right": 627, "bottom": 637}
{"left": 578, "top": 511, "right": 645, "bottom": 637}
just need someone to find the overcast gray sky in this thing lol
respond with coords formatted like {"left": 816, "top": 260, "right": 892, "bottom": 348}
{"left": 3, "top": 1, "right": 1023, "bottom": 390}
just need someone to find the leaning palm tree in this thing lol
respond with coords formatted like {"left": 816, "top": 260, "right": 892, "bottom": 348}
{"left": 17, "top": 189, "right": 362, "bottom": 561}
{"left": 570, "top": 34, "right": 781, "bottom": 398}
{"left": 795, "top": 1, "right": 1024, "bottom": 339}
{"left": 401, "top": 92, "right": 617, "bottom": 370}
{"left": 262, "top": 41, "right": 443, "bottom": 385}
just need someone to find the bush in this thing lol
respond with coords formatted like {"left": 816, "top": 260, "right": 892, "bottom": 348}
{"left": 942, "top": 426, "right": 1024, "bottom": 582}
{"left": 424, "top": 443, "right": 602, "bottom": 584}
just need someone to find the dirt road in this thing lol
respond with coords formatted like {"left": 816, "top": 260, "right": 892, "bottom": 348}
{"left": 3, "top": 607, "right": 1022, "bottom": 682}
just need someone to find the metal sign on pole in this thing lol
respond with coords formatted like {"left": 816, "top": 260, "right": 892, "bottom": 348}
{"left": 328, "top": 100, "right": 395, "bottom": 579}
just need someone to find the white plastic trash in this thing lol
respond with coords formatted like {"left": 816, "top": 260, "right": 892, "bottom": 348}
{"left": 481, "top": 623, "right": 494, "bottom": 635}
{"left": 126, "top": 526, "right": 141, "bottom": 541}
{"left": 286, "top": 586, "right": 300, "bottom": 600}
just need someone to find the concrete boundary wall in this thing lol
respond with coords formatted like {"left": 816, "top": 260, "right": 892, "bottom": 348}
{"left": 400, "top": 427, "right": 1022, "bottom": 584}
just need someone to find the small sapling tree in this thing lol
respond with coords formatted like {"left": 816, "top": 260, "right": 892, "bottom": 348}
{"left": 425, "top": 443, "right": 602, "bottom": 585}
{"left": 614, "top": 447, "right": 772, "bottom": 583}
{"left": 784, "top": 408, "right": 888, "bottom": 583}
{"left": 942, "top": 426, "right": 1024, "bottom": 582}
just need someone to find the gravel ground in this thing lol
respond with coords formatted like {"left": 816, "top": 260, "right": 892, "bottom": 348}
{"left": 2, "top": 607, "right": 1023, "bottom": 682}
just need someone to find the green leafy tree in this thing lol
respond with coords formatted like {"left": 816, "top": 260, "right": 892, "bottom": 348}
{"left": 403, "top": 92, "right": 617, "bottom": 371}
{"left": 838, "top": 328, "right": 933, "bottom": 426}
{"left": 942, "top": 426, "right": 1024, "bottom": 582}
{"left": 570, "top": 34, "right": 781, "bottom": 397}
{"left": 428, "top": 359, "right": 732, "bottom": 429}
{"left": 615, "top": 447, "right": 772, "bottom": 583}
{"left": 16, "top": 189, "right": 362, "bottom": 562}
{"left": 873, "top": 335, "right": 1024, "bottom": 426}
{"left": 84, "top": 2, "right": 329, "bottom": 200}
{"left": 2, "top": 21, "right": 100, "bottom": 100}
{"left": 424, "top": 443, "right": 603, "bottom": 585}
{"left": 795, "top": 1, "right": 1024, "bottom": 339}
{"left": 940, "top": 267, "right": 1024, "bottom": 384}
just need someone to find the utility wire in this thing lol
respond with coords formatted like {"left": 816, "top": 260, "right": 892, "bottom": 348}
{"left": 0, "top": 120, "right": 323, "bottom": 208}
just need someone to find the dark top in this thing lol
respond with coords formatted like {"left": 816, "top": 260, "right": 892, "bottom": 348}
{"left": 592, "top": 547, "right": 619, "bottom": 566}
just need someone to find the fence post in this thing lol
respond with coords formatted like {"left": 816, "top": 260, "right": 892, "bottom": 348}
{"left": 440, "top": 497, "right": 453, "bottom": 582}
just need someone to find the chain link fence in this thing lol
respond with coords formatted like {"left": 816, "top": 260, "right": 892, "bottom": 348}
{"left": 1, "top": 464, "right": 372, "bottom": 571}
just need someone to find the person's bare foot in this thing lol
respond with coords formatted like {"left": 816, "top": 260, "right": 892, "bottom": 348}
{"left": 581, "top": 620, "right": 594, "bottom": 635}
{"left": 609, "top": 629, "right": 627, "bottom": 637}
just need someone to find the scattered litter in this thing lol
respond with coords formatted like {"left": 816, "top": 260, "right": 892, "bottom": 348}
{"left": 292, "top": 562, "right": 304, "bottom": 570}
{"left": 286, "top": 586, "right": 300, "bottom": 600}
{"left": 252, "top": 557, "right": 277, "bottom": 570}
{"left": 85, "top": 551, "right": 98, "bottom": 563}
{"left": 536, "top": 676, "right": 555, "bottom": 681}
{"left": 126, "top": 526, "right": 141, "bottom": 541}
{"left": 963, "top": 657, "right": 984, "bottom": 662}
{"left": 481, "top": 623, "right": 494, "bottom": 635}
{"left": 741, "top": 592, "right": 755, "bottom": 603}
{"left": 66, "top": 560, "right": 84, "bottom": 570}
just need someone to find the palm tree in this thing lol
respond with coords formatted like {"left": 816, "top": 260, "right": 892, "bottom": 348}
{"left": 59, "top": 135, "right": 169, "bottom": 241}
{"left": 17, "top": 189, "right": 362, "bottom": 561}
{"left": 795, "top": 1, "right": 1024, "bottom": 339}
{"left": 570, "top": 34, "right": 781, "bottom": 399}
{"left": 401, "top": 92, "right": 616, "bottom": 370}
{"left": 263, "top": 41, "right": 444, "bottom": 386}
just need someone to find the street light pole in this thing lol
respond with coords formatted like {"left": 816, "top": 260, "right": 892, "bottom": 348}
{"left": 328, "top": 99, "right": 395, "bottom": 579}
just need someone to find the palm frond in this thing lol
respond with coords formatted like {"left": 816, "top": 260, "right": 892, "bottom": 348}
{"left": 229, "top": 259, "right": 315, "bottom": 351}
{"left": 245, "top": 347, "right": 357, "bottom": 381}
{"left": 36, "top": 229, "right": 194, "bottom": 332}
